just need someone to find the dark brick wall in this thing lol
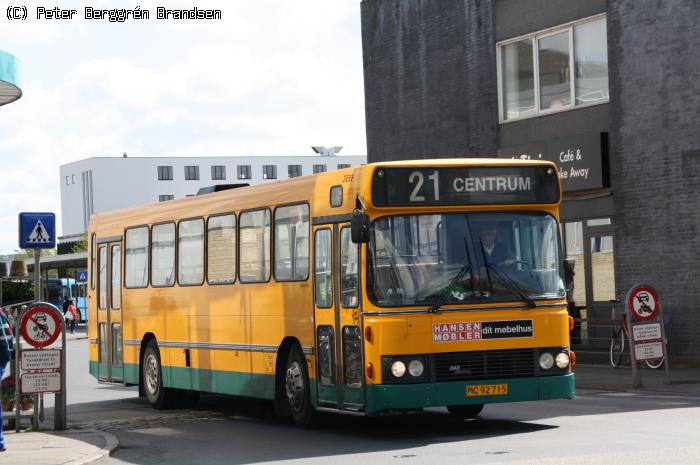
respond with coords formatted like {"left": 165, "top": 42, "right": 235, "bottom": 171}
{"left": 495, "top": 0, "right": 606, "bottom": 41}
{"left": 361, "top": 0, "right": 498, "bottom": 162}
{"left": 608, "top": 0, "right": 700, "bottom": 357}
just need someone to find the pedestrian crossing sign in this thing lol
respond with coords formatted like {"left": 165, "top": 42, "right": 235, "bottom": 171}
{"left": 19, "top": 212, "right": 56, "bottom": 249}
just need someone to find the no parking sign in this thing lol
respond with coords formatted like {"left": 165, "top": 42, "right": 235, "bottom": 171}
{"left": 20, "top": 305, "right": 62, "bottom": 348}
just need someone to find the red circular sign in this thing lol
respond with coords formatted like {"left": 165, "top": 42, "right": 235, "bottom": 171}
{"left": 20, "top": 306, "right": 62, "bottom": 348}
{"left": 627, "top": 285, "right": 660, "bottom": 321}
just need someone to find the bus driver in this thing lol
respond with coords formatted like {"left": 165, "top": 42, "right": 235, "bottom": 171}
{"left": 479, "top": 225, "right": 516, "bottom": 267}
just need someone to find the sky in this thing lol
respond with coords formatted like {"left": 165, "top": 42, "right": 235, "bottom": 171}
{"left": 0, "top": 0, "right": 367, "bottom": 254}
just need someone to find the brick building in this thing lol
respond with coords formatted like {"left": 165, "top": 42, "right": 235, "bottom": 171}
{"left": 360, "top": 0, "right": 700, "bottom": 360}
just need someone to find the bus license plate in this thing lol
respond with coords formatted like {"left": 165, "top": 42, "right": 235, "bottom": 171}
{"left": 466, "top": 384, "right": 508, "bottom": 397}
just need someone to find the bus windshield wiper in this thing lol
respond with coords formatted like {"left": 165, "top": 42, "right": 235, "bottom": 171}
{"left": 429, "top": 238, "right": 473, "bottom": 313}
{"left": 484, "top": 262, "right": 536, "bottom": 308}
{"left": 429, "top": 263, "right": 472, "bottom": 313}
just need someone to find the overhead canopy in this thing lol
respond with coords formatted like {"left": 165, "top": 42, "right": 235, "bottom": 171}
{"left": 0, "top": 50, "right": 21, "bottom": 106}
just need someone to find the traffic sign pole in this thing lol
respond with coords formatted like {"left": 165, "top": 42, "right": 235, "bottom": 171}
{"left": 32, "top": 249, "right": 40, "bottom": 431}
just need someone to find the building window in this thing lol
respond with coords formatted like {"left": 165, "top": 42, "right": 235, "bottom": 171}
{"left": 313, "top": 164, "right": 327, "bottom": 174}
{"left": 158, "top": 166, "right": 173, "bottom": 181}
{"left": 288, "top": 165, "right": 302, "bottom": 178}
{"left": 237, "top": 165, "right": 251, "bottom": 180}
{"left": 498, "top": 15, "right": 608, "bottom": 122}
{"left": 337, "top": 164, "right": 351, "bottom": 169}
{"left": 211, "top": 165, "right": 226, "bottom": 180}
{"left": 159, "top": 195, "right": 174, "bottom": 202}
{"left": 263, "top": 165, "right": 277, "bottom": 179}
{"left": 184, "top": 165, "right": 200, "bottom": 180}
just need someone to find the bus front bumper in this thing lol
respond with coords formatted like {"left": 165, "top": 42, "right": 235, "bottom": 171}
{"left": 365, "top": 373, "right": 575, "bottom": 414}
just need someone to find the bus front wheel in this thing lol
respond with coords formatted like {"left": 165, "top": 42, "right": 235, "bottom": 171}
{"left": 142, "top": 340, "right": 176, "bottom": 409}
{"left": 447, "top": 404, "right": 484, "bottom": 419}
{"left": 284, "top": 345, "right": 317, "bottom": 428}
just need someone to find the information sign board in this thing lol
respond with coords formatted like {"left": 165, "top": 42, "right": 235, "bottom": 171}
{"left": 20, "top": 372, "right": 62, "bottom": 393}
{"left": 634, "top": 341, "right": 664, "bottom": 361}
{"left": 21, "top": 349, "right": 62, "bottom": 370}
{"left": 631, "top": 322, "right": 662, "bottom": 342}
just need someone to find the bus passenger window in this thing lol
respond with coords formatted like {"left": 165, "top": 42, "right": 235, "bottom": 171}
{"left": 340, "top": 228, "right": 358, "bottom": 308}
{"left": 239, "top": 210, "right": 271, "bottom": 283}
{"left": 207, "top": 214, "right": 236, "bottom": 285}
{"left": 98, "top": 246, "right": 107, "bottom": 310}
{"left": 314, "top": 229, "right": 332, "bottom": 307}
{"left": 178, "top": 219, "right": 205, "bottom": 285}
{"left": 125, "top": 227, "right": 149, "bottom": 288}
{"left": 151, "top": 223, "right": 175, "bottom": 287}
{"left": 91, "top": 233, "right": 96, "bottom": 290}
{"left": 274, "top": 204, "right": 309, "bottom": 281}
{"left": 111, "top": 245, "right": 121, "bottom": 309}
{"left": 317, "top": 326, "right": 335, "bottom": 386}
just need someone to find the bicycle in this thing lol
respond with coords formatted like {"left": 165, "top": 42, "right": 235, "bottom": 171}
{"left": 609, "top": 299, "right": 664, "bottom": 369}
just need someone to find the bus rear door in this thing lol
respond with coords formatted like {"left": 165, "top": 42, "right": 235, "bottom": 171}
{"left": 96, "top": 241, "right": 124, "bottom": 383}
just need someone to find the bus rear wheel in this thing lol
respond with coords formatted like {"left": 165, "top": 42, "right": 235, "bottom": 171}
{"left": 447, "top": 404, "right": 484, "bottom": 419}
{"left": 142, "top": 340, "right": 176, "bottom": 409}
{"left": 284, "top": 345, "right": 317, "bottom": 428}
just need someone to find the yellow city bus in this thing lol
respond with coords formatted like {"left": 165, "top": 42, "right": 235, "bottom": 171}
{"left": 87, "top": 158, "right": 575, "bottom": 426}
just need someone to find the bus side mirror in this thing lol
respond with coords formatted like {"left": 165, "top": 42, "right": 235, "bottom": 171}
{"left": 351, "top": 211, "right": 370, "bottom": 244}
{"left": 564, "top": 258, "right": 575, "bottom": 292}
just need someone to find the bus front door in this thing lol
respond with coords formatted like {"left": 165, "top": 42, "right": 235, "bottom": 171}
{"left": 313, "top": 223, "right": 365, "bottom": 412}
{"left": 96, "top": 241, "right": 124, "bottom": 383}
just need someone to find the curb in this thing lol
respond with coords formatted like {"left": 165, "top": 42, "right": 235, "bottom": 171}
{"left": 576, "top": 384, "right": 698, "bottom": 397}
{"left": 63, "top": 429, "right": 119, "bottom": 465}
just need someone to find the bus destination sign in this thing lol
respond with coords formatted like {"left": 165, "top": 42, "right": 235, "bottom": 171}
{"left": 371, "top": 165, "right": 560, "bottom": 207}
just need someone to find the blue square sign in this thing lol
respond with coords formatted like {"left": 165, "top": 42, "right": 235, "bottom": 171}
{"left": 19, "top": 212, "right": 56, "bottom": 249}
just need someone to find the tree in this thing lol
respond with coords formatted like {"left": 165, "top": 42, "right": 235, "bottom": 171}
{"left": 71, "top": 236, "right": 88, "bottom": 253}
{"left": 13, "top": 248, "right": 56, "bottom": 259}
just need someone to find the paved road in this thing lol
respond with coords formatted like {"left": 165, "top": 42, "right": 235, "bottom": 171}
{"left": 59, "top": 337, "right": 700, "bottom": 465}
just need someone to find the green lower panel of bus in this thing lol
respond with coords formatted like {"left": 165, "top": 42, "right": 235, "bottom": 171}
{"left": 365, "top": 373, "right": 575, "bottom": 414}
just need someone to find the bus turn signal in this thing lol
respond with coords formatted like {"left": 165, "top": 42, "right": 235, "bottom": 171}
{"left": 366, "top": 362, "right": 374, "bottom": 379}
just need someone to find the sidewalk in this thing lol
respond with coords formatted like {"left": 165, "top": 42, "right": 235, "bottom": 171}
{"left": 1, "top": 429, "right": 118, "bottom": 465}
{"left": 575, "top": 363, "right": 700, "bottom": 396}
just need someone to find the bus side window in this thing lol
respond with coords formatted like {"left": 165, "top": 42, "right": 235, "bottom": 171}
{"left": 240, "top": 210, "right": 271, "bottom": 283}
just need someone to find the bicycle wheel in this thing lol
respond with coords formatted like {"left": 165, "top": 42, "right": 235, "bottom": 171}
{"left": 610, "top": 328, "right": 625, "bottom": 368}
{"left": 645, "top": 357, "right": 664, "bottom": 369}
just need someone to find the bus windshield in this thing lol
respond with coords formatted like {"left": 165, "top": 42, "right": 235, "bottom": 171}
{"left": 367, "top": 212, "right": 564, "bottom": 307}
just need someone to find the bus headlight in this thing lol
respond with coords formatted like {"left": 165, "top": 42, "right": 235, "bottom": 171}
{"left": 555, "top": 352, "right": 570, "bottom": 369}
{"left": 391, "top": 361, "right": 406, "bottom": 378}
{"left": 539, "top": 352, "right": 554, "bottom": 370}
{"left": 408, "top": 360, "right": 424, "bottom": 377}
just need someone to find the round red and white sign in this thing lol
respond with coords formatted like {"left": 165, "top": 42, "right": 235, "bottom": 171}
{"left": 20, "top": 306, "right": 62, "bottom": 348}
{"left": 627, "top": 285, "right": 660, "bottom": 322}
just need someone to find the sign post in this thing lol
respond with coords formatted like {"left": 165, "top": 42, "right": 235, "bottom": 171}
{"left": 15, "top": 213, "right": 65, "bottom": 431}
{"left": 625, "top": 284, "right": 670, "bottom": 388}
{"left": 14, "top": 303, "right": 67, "bottom": 431}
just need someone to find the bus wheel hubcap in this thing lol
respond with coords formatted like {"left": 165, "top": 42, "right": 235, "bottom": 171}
{"left": 145, "top": 354, "right": 159, "bottom": 394}
{"left": 285, "top": 361, "right": 304, "bottom": 411}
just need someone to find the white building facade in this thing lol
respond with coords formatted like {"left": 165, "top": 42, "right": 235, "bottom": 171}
{"left": 59, "top": 154, "right": 366, "bottom": 238}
